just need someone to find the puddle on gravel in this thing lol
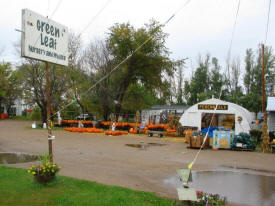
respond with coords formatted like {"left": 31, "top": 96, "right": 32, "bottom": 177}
{"left": 126, "top": 143, "right": 166, "bottom": 148}
{"left": 0, "top": 152, "right": 39, "bottom": 164}
{"left": 164, "top": 170, "right": 275, "bottom": 206}
{"left": 126, "top": 144, "right": 143, "bottom": 148}
{"left": 147, "top": 143, "right": 166, "bottom": 146}
{"left": 219, "top": 164, "right": 275, "bottom": 174}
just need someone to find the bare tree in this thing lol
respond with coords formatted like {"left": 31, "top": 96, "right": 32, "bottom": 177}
{"left": 18, "top": 59, "right": 70, "bottom": 122}
{"left": 231, "top": 56, "right": 241, "bottom": 92}
{"left": 83, "top": 39, "right": 113, "bottom": 120}
{"left": 165, "top": 59, "right": 186, "bottom": 104}
{"left": 225, "top": 56, "right": 241, "bottom": 93}
{"left": 66, "top": 33, "right": 87, "bottom": 113}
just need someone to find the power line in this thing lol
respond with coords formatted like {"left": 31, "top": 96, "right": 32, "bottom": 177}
{"left": 50, "top": 0, "right": 192, "bottom": 118}
{"left": 189, "top": 0, "right": 242, "bottom": 170}
{"left": 227, "top": 0, "right": 241, "bottom": 59}
{"left": 47, "top": 0, "right": 51, "bottom": 17}
{"left": 50, "top": 0, "right": 111, "bottom": 66}
{"left": 47, "top": 0, "right": 113, "bottom": 114}
{"left": 187, "top": 89, "right": 223, "bottom": 169}
{"left": 174, "top": 0, "right": 191, "bottom": 17}
{"left": 50, "top": 0, "right": 63, "bottom": 19}
{"left": 164, "top": 0, "right": 191, "bottom": 24}
{"left": 79, "top": 0, "right": 112, "bottom": 35}
{"left": 30, "top": 0, "right": 64, "bottom": 55}
{"left": 265, "top": 0, "right": 272, "bottom": 45}
{"left": 24, "top": 0, "right": 113, "bottom": 120}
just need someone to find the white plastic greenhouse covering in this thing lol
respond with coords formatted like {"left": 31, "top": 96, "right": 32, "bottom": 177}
{"left": 179, "top": 98, "right": 255, "bottom": 135}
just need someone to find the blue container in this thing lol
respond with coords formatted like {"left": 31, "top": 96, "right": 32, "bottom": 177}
{"left": 212, "top": 130, "right": 235, "bottom": 149}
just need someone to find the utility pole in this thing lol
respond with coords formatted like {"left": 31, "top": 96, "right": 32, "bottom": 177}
{"left": 261, "top": 44, "right": 270, "bottom": 153}
{"left": 46, "top": 61, "right": 54, "bottom": 162}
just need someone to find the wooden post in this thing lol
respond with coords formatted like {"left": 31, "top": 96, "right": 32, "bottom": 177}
{"left": 262, "top": 44, "right": 266, "bottom": 114}
{"left": 46, "top": 61, "right": 54, "bottom": 162}
{"left": 261, "top": 44, "right": 270, "bottom": 153}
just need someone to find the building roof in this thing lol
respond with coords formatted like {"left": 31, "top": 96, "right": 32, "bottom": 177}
{"left": 267, "top": 97, "right": 275, "bottom": 111}
{"left": 179, "top": 98, "right": 255, "bottom": 134}
{"left": 151, "top": 105, "right": 190, "bottom": 110}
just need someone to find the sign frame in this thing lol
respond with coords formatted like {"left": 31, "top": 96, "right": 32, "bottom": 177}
{"left": 198, "top": 104, "right": 228, "bottom": 110}
{"left": 21, "top": 8, "right": 68, "bottom": 66}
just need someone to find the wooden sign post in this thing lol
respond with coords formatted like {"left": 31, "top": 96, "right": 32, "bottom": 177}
{"left": 21, "top": 9, "right": 68, "bottom": 163}
{"left": 46, "top": 61, "right": 53, "bottom": 162}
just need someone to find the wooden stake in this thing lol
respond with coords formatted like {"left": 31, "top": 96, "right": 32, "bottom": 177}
{"left": 46, "top": 61, "right": 54, "bottom": 162}
{"left": 261, "top": 44, "right": 270, "bottom": 153}
{"left": 262, "top": 44, "right": 266, "bottom": 114}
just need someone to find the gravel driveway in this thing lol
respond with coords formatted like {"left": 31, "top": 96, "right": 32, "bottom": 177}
{"left": 1, "top": 120, "right": 275, "bottom": 205}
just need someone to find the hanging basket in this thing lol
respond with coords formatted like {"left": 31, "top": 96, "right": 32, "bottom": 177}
{"left": 34, "top": 174, "right": 56, "bottom": 183}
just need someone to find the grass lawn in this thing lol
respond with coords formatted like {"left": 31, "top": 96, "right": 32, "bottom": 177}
{"left": 0, "top": 166, "right": 177, "bottom": 206}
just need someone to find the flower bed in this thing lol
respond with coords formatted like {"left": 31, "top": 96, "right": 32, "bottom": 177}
{"left": 166, "top": 129, "right": 177, "bottom": 133}
{"left": 60, "top": 120, "right": 93, "bottom": 127}
{"left": 129, "top": 128, "right": 138, "bottom": 134}
{"left": 100, "top": 121, "right": 138, "bottom": 130}
{"left": 64, "top": 127, "right": 104, "bottom": 133}
{"left": 147, "top": 124, "right": 168, "bottom": 130}
{"left": 105, "top": 131, "right": 128, "bottom": 136}
{"left": 194, "top": 191, "right": 227, "bottom": 206}
{"left": 61, "top": 120, "right": 93, "bottom": 124}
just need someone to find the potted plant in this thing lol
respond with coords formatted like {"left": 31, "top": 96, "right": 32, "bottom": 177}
{"left": 27, "top": 153, "right": 61, "bottom": 183}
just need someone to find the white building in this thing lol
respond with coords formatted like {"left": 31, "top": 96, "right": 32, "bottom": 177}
{"left": 179, "top": 98, "right": 255, "bottom": 135}
{"left": 267, "top": 97, "right": 275, "bottom": 132}
{"left": 141, "top": 105, "right": 189, "bottom": 124}
{"left": 1, "top": 99, "right": 26, "bottom": 116}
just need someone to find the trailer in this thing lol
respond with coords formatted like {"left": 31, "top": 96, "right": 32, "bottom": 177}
{"left": 148, "top": 130, "right": 165, "bottom": 138}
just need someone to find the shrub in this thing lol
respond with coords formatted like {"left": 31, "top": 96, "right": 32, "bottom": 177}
{"left": 249, "top": 129, "right": 262, "bottom": 143}
{"left": 250, "top": 129, "right": 275, "bottom": 142}
{"left": 269, "top": 131, "right": 275, "bottom": 142}
{"left": 30, "top": 107, "right": 41, "bottom": 121}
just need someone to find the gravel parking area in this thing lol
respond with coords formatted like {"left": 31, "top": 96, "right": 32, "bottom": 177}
{"left": 1, "top": 120, "right": 275, "bottom": 205}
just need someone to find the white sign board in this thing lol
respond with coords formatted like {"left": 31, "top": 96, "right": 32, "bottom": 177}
{"left": 21, "top": 9, "right": 68, "bottom": 66}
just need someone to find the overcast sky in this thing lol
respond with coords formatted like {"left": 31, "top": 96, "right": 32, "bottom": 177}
{"left": 0, "top": 0, "right": 274, "bottom": 79}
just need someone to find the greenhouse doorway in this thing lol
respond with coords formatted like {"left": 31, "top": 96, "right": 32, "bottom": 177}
{"left": 201, "top": 113, "right": 235, "bottom": 130}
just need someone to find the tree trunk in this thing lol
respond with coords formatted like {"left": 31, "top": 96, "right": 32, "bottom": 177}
{"left": 40, "top": 106, "right": 47, "bottom": 123}
{"left": 103, "top": 104, "right": 110, "bottom": 121}
{"left": 7, "top": 105, "right": 11, "bottom": 117}
{"left": 114, "top": 104, "right": 121, "bottom": 121}
{"left": 114, "top": 91, "right": 126, "bottom": 121}
{"left": 75, "top": 97, "right": 85, "bottom": 113}
{"left": 114, "top": 76, "right": 131, "bottom": 120}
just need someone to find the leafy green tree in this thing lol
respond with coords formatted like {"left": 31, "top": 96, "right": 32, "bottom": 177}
{"left": 209, "top": 57, "right": 224, "bottom": 98}
{"left": 106, "top": 20, "right": 177, "bottom": 117}
{"left": 0, "top": 62, "right": 22, "bottom": 115}
{"left": 121, "top": 83, "right": 160, "bottom": 113}
{"left": 242, "top": 45, "right": 275, "bottom": 114}
{"left": 243, "top": 49, "right": 254, "bottom": 94}
{"left": 184, "top": 55, "right": 211, "bottom": 105}
{"left": 251, "top": 45, "right": 275, "bottom": 96}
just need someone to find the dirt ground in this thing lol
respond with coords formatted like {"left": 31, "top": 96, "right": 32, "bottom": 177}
{"left": 1, "top": 120, "right": 275, "bottom": 205}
